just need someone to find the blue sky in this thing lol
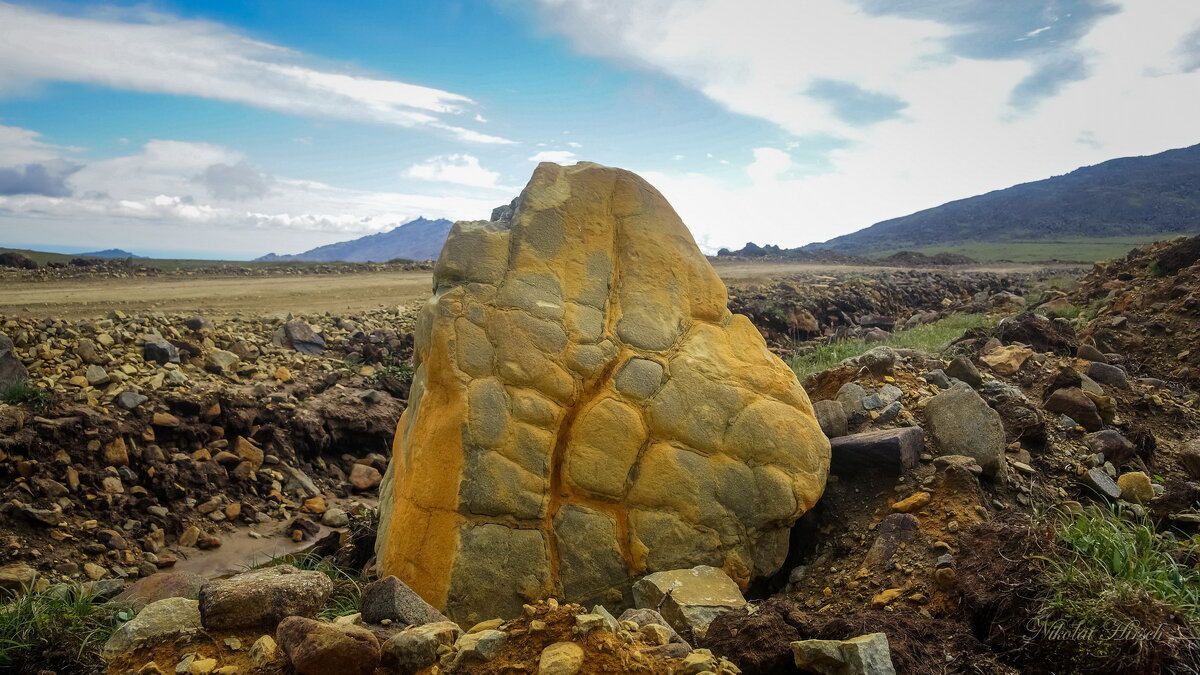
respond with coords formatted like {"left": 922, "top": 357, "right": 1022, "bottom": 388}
{"left": 1, "top": 0, "right": 1199, "bottom": 259}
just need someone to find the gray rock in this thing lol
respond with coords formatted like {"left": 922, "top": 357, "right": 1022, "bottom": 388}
{"left": 0, "top": 349, "right": 29, "bottom": 391}
{"left": 116, "top": 391, "right": 148, "bottom": 410}
{"left": 874, "top": 401, "right": 902, "bottom": 425}
{"left": 922, "top": 369, "right": 952, "bottom": 389}
{"left": 792, "top": 632, "right": 896, "bottom": 675}
{"left": 359, "top": 576, "right": 449, "bottom": 626}
{"left": 102, "top": 597, "right": 201, "bottom": 661}
{"left": 275, "top": 320, "right": 327, "bottom": 355}
{"left": 862, "top": 393, "right": 885, "bottom": 411}
{"left": 1086, "top": 361, "right": 1129, "bottom": 389}
{"left": 142, "top": 339, "right": 179, "bottom": 365}
{"left": 618, "top": 608, "right": 690, "bottom": 647}
{"left": 632, "top": 565, "right": 746, "bottom": 641}
{"left": 945, "top": 356, "right": 982, "bottom": 387}
{"left": 452, "top": 629, "right": 506, "bottom": 665}
{"left": 858, "top": 346, "right": 897, "bottom": 377}
{"left": 1076, "top": 344, "right": 1107, "bottom": 362}
{"left": 924, "top": 383, "right": 1006, "bottom": 479}
{"left": 381, "top": 621, "right": 462, "bottom": 674}
{"left": 814, "top": 400, "right": 848, "bottom": 438}
{"left": 829, "top": 427, "right": 923, "bottom": 474}
{"left": 206, "top": 349, "right": 239, "bottom": 375}
{"left": 836, "top": 382, "right": 868, "bottom": 417}
{"left": 75, "top": 338, "right": 103, "bottom": 365}
{"left": 85, "top": 364, "right": 110, "bottom": 387}
{"left": 198, "top": 564, "right": 333, "bottom": 630}
{"left": 321, "top": 507, "right": 350, "bottom": 527}
{"left": 282, "top": 464, "right": 321, "bottom": 499}
{"left": 1082, "top": 468, "right": 1122, "bottom": 501}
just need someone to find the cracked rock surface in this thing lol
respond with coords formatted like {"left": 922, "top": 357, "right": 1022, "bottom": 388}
{"left": 376, "top": 161, "right": 830, "bottom": 624}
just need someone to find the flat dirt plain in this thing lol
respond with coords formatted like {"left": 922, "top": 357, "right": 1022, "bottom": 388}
{"left": 0, "top": 260, "right": 1072, "bottom": 319}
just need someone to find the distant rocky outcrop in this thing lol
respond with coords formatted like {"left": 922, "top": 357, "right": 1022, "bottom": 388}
{"left": 258, "top": 217, "right": 453, "bottom": 263}
{"left": 375, "top": 162, "right": 830, "bottom": 624}
{"left": 79, "top": 248, "right": 144, "bottom": 258}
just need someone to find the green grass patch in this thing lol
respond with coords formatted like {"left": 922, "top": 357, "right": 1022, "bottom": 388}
{"left": 1026, "top": 505, "right": 1200, "bottom": 670}
{"left": 1, "top": 381, "right": 51, "bottom": 411}
{"left": 1046, "top": 506, "right": 1200, "bottom": 621}
{"left": 0, "top": 586, "right": 121, "bottom": 674}
{"left": 867, "top": 234, "right": 1193, "bottom": 264}
{"left": 788, "top": 313, "right": 994, "bottom": 379}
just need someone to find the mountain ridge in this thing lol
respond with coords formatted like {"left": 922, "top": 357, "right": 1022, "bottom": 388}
{"left": 805, "top": 143, "right": 1200, "bottom": 255}
{"left": 257, "top": 216, "right": 454, "bottom": 263}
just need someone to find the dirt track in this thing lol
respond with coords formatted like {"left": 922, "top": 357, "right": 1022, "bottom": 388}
{"left": 0, "top": 261, "right": 1074, "bottom": 319}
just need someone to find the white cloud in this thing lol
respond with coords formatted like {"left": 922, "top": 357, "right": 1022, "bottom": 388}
{"left": 404, "top": 154, "right": 513, "bottom": 190}
{"left": 528, "top": 150, "right": 577, "bottom": 163}
{"left": 0, "top": 3, "right": 511, "bottom": 144}
{"left": 566, "top": 141, "right": 582, "bottom": 148}
{"left": 534, "top": 0, "right": 1200, "bottom": 247}
{"left": 0, "top": 124, "right": 80, "bottom": 164}
{"left": 0, "top": 130, "right": 503, "bottom": 257}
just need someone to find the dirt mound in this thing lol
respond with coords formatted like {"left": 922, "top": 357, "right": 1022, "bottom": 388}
{"left": 1071, "top": 234, "right": 1200, "bottom": 384}
{"left": 704, "top": 597, "right": 1007, "bottom": 674}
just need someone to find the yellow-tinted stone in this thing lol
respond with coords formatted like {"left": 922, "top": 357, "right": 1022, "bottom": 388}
{"left": 375, "top": 162, "right": 829, "bottom": 624}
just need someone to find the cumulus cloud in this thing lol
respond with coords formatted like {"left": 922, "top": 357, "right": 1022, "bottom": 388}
{"left": 404, "top": 154, "right": 513, "bottom": 190}
{"left": 535, "top": 0, "right": 1200, "bottom": 247}
{"left": 0, "top": 159, "right": 81, "bottom": 196}
{"left": 197, "top": 161, "right": 274, "bottom": 201}
{"left": 0, "top": 3, "right": 510, "bottom": 143}
{"left": 0, "top": 127, "right": 502, "bottom": 257}
{"left": 528, "top": 150, "right": 577, "bottom": 163}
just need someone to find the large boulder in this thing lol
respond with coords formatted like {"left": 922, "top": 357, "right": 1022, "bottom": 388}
{"left": 792, "top": 632, "right": 897, "bottom": 675}
{"left": 631, "top": 565, "right": 747, "bottom": 641}
{"left": 102, "top": 597, "right": 201, "bottom": 661}
{"left": 375, "top": 162, "right": 829, "bottom": 624}
{"left": 359, "top": 575, "right": 448, "bottom": 626}
{"left": 924, "top": 383, "right": 1006, "bottom": 479}
{"left": 277, "top": 616, "right": 380, "bottom": 675}
{"left": 198, "top": 564, "right": 333, "bottom": 630}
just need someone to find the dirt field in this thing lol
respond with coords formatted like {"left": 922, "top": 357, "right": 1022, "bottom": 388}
{"left": 0, "top": 261, "right": 1077, "bottom": 319}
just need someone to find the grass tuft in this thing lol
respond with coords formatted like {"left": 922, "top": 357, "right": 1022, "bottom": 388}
{"left": 1, "top": 381, "right": 51, "bottom": 411}
{"left": 1047, "top": 506, "right": 1200, "bottom": 620}
{"left": 788, "top": 313, "right": 994, "bottom": 379}
{"left": 0, "top": 586, "right": 121, "bottom": 674}
{"left": 255, "top": 553, "right": 366, "bottom": 621}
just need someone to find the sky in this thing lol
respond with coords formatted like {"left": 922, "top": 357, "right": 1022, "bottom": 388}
{"left": 0, "top": 1, "right": 1199, "bottom": 259}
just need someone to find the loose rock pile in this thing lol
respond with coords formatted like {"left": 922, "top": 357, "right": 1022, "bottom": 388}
{"left": 0, "top": 307, "right": 417, "bottom": 589}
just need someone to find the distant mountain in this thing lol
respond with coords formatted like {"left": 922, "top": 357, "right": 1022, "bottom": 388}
{"left": 80, "top": 248, "right": 144, "bottom": 258}
{"left": 257, "top": 217, "right": 454, "bottom": 263}
{"left": 809, "top": 143, "right": 1200, "bottom": 254}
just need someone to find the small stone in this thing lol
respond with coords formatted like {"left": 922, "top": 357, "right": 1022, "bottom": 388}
{"left": 539, "top": 641, "right": 585, "bottom": 675}
{"left": 85, "top": 364, "right": 111, "bottom": 386}
{"left": 1116, "top": 472, "right": 1155, "bottom": 505}
{"left": 871, "top": 588, "right": 903, "bottom": 607}
{"left": 349, "top": 463, "right": 382, "bottom": 490}
{"left": 321, "top": 508, "right": 349, "bottom": 528}
{"left": 891, "top": 492, "right": 930, "bottom": 513}
{"left": 248, "top": 635, "right": 282, "bottom": 670}
{"left": 1082, "top": 468, "right": 1122, "bottom": 501}
{"left": 116, "top": 391, "right": 149, "bottom": 410}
